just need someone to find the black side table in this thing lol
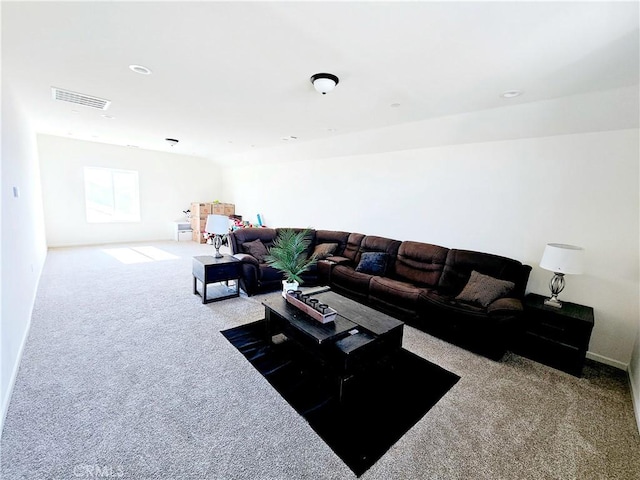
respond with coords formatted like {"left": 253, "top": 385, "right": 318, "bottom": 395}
{"left": 192, "top": 255, "right": 241, "bottom": 303}
{"left": 513, "top": 293, "right": 594, "bottom": 376}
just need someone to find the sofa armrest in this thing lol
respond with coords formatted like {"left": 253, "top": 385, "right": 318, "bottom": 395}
{"left": 325, "top": 255, "right": 352, "bottom": 266}
{"left": 233, "top": 253, "right": 259, "bottom": 266}
{"left": 487, "top": 297, "right": 523, "bottom": 316}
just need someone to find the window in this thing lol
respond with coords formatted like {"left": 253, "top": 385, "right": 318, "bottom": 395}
{"left": 84, "top": 167, "right": 140, "bottom": 223}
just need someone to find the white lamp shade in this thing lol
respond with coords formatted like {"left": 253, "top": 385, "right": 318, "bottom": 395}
{"left": 313, "top": 77, "right": 336, "bottom": 94}
{"left": 539, "top": 243, "right": 584, "bottom": 274}
{"left": 205, "top": 214, "right": 229, "bottom": 235}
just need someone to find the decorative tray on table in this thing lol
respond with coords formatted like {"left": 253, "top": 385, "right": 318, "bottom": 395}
{"left": 285, "top": 290, "right": 337, "bottom": 324}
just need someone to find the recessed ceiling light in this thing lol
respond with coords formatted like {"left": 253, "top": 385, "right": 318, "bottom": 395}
{"left": 129, "top": 64, "right": 152, "bottom": 75}
{"left": 71, "top": 110, "right": 79, "bottom": 114}
{"left": 501, "top": 90, "right": 522, "bottom": 98}
{"left": 390, "top": 103, "right": 401, "bottom": 108}
{"left": 101, "top": 114, "right": 115, "bottom": 119}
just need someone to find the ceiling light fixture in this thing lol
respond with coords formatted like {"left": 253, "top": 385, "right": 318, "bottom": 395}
{"left": 310, "top": 73, "right": 339, "bottom": 95}
{"left": 501, "top": 90, "right": 522, "bottom": 98}
{"left": 165, "top": 138, "right": 179, "bottom": 147}
{"left": 129, "top": 64, "right": 152, "bottom": 75}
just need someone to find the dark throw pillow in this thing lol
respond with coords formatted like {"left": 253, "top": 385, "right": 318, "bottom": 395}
{"left": 355, "top": 252, "right": 389, "bottom": 275}
{"left": 313, "top": 242, "right": 338, "bottom": 260}
{"left": 241, "top": 239, "right": 268, "bottom": 263}
{"left": 455, "top": 270, "right": 515, "bottom": 308}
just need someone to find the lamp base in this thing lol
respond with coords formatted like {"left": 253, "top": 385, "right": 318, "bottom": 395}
{"left": 544, "top": 296, "right": 563, "bottom": 308}
{"left": 545, "top": 272, "right": 565, "bottom": 308}
{"left": 213, "top": 234, "right": 224, "bottom": 258}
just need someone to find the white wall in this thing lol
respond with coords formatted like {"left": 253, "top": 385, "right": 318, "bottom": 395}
{"left": 221, "top": 128, "right": 639, "bottom": 368}
{"left": 1, "top": 84, "right": 48, "bottom": 433}
{"left": 37, "top": 135, "right": 222, "bottom": 247}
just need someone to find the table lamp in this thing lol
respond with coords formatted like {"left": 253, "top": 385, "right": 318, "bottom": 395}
{"left": 205, "top": 214, "right": 229, "bottom": 258}
{"left": 539, "top": 243, "right": 584, "bottom": 308}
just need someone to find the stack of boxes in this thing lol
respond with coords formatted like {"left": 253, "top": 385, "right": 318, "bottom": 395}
{"left": 190, "top": 202, "right": 235, "bottom": 244}
{"left": 212, "top": 202, "right": 236, "bottom": 216}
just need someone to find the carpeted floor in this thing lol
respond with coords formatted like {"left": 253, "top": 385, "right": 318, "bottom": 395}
{"left": 1, "top": 241, "right": 639, "bottom": 479}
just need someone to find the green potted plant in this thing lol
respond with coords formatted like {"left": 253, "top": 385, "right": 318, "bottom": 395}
{"left": 264, "top": 228, "right": 317, "bottom": 297}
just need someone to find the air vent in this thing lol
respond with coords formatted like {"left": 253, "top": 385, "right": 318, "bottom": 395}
{"left": 51, "top": 87, "right": 111, "bottom": 110}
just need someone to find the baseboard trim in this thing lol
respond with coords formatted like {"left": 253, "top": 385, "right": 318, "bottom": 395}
{"left": 0, "top": 314, "right": 32, "bottom": 435}
{"left": 586, "top": 351, "right": 628, "bottom": 370}
{"left": 0, "top": 255, "right": 45, "bottom": 435}
{"left": 629, "top": 362, "right": 640, "bottom": 435}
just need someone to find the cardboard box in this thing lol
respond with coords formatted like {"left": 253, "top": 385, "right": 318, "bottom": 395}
{"left": 190, "top": 216, "right": 204, "bottom": 230}
{"left": 192, "top": 229, "right": 207, "bottom": 244}
{"left": 223, "top": 203, "right": 235, "bottom": 215}
{"left": 212, "top": 203, "right": 225, "bottom": 215}
{"left": 190, "top": 202, "right": 211, "bottom": 217}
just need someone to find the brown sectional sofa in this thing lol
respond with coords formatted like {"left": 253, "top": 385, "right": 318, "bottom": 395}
{"left": 229, "top": 228, "right": 532, "bottom": 360}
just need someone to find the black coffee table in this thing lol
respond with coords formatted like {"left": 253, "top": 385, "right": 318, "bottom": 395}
{"left": 262, "top": 290, "right": 404, "bottom": 401}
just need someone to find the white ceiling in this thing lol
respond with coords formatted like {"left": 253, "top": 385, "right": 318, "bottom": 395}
{"left": 3, "top": 1, "right": 638, "bottom": 161}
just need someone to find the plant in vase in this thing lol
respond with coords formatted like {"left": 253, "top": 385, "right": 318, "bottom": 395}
{"left": 264, "top": 228, "right": 317, "bottom": 297}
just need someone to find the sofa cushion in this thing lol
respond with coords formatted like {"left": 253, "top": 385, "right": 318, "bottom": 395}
{"left": 315, "top": 230, "right": 350, "bottom": 256}
{"left": 313, "top": 242, "right": 338, "bottom": 259}
{"left": 354, "top": 235, "right": 402, "bottom": 270}
{"left": 356, "top": 252, "right": 389, "bottom": 275}
{"left": 259, "top": 264, "right": 283, "bottom": 282}
{"left": 230, "top": 228, "right": 277, "bottom": 254}
{"left": 419, "top": 291, "right": 486, "bottom": 317}
{"left": 331, "top": 264, "right": 374, "bottom": 297}
{"left": 242, "top": 239, "right": 268, "bottom": 263}
{"left": 369, "top": 276, "right": 430, "bottom": 307}
{"left": 438, "top": 249, "right": 529, "bottom": 297}
{"left": 487, "top": 297, "right": 523, "bottom": 315}
{"left": 343, "top": 233, "right": 365, "bottom": 262}
{"left": 394, "top": 241, "right": 449, "bottom": 287}
{"left": 455, "top": 270, "right": 515, "bottom": 307}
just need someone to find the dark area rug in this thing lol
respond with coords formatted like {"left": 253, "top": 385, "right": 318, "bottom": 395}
{"left": 221, "top": 320, "right": 460, "bottom": 477}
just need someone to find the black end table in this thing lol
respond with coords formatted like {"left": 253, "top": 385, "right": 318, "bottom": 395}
{"left": 192, "top": 255, "right": 241, "bottom": 303}
{"left": 513, "top": 293, "right": 595, "bottom": 376}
